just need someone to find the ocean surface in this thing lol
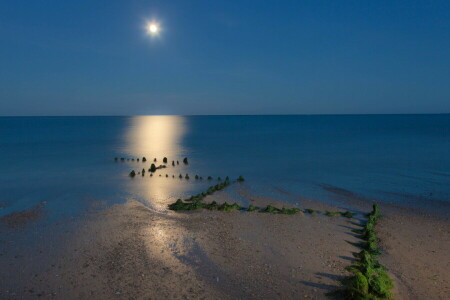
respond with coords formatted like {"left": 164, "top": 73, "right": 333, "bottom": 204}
{"left": 1, "top": 115, "right": 449, "bottom": 220}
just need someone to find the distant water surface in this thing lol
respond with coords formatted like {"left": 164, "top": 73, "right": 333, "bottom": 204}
{"left": 0, "top": 115, "right": 449, "bottom": 219}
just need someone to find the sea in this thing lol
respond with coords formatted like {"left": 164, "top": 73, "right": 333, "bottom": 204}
{"left": 1, "top": 115, "right": 449, "bottom": 220}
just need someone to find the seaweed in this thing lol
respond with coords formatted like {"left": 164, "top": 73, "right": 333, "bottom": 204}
{"left": 262, "top": 205, "right": 280, "bottom": 213}
{"left": 325, "top": 211, "right": 341, "bottom": 217}
{"left": 169, "top": 199, "right": 199, "bottom": 211}
{"left": 202, "top": 201, "right": 219, "bottom": 210}
{"left": 237, "top": 175, "right": 245, "bottom": 182}
{"left": 163, "top": 157, "right": 168, "bottom": 163}
{"left": 279, "top": 207, "right": 302, "bottom": 215}
{"left": 247, "top": 205, "right": 260, "bottom": 212}
{"left": 335, "top": 203, "right": 394, "bottom": 299}
{"left": 341, "top": 211, "right": 356, "bottom": 218}
{"left": 129, "top": 170, "right": 136, "bottom": 177}
{"left": 168, "top": 177, "right": 233, "bottom": 211}
{"left": 218, "top": 202, "right": 242, "bottom": 212}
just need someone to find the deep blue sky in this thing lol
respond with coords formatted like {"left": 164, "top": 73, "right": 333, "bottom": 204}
{"left": 0, "top": 1, "right": 449, "bottom": 115}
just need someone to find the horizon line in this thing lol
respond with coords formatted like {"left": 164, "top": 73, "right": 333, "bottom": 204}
{"left": 0, "top": 112, "right": 449, "bottom": 118}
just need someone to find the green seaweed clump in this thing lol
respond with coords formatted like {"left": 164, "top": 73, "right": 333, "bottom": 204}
{"left": 172, "top": 161, "right": 175, "bottom": 166}
{"left": 179, "top": 174, "right": 183, "bottom": 179}
{"left": 325, "top": 211, "right": 341, "bottom": 217}
{"left": 185, "top": 174, "right": 190, "bottom": 179}
{"left": 169, "top": 199, "right": 199, "bottom": 211}
{"left": 142, "top": 157, "right": 147, "bottom": 162}
{"left": 120, "top": 157, "right": 125, "bottom": 161}
{"left": 262, "top": 205, "right": 280, "bottom": 213}
{"left": 183, "top": 157, "right": 188, "bottom": 164}
{"left": 141, "top": 168, "right": 145, "bottom": 176}
{"left": 340, "top": 271, "right": 369, "bottom": 299}
{"left": 218, "top": 202, "right": 242, "bottom": 212}
{"left": 207, "top": 176, "right": 212, "bottom": 180}
{"left": 202, "top": 201, "right": 219, "bottom": 210}
{"left": 237, "top": 175, "right": 245, "bottom": 182}
{"left": 260, "top": 205, "right": 301, "bottom": 214}
{"left": 129, "top": 170, "right": 136, "bottom": 177}
{"left": 150, "top": 164, "right": 157, "bottom": 172}
{"left": 163, "top": 157, "right": 168, "bottom": 163}
{"left": 341, "top": 211, "right": 356, "bottom": 218}
{"left": 114, "top": 157, "right": 118, "bottom": 161}
{"left": 343, "top": 257, "right": 393, "bottom": 299}
{"left": 247, "top": 205, "right": 260, "bottom": 212}
{"left": 279, "top": 207, "right": 302, "bottom": 215}
{"left": 195, "top": 175, "right": 199, "bottom": 180}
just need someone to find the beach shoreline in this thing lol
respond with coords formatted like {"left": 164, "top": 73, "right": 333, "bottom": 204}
{"left": 1, "top": 188, "right": 448, "bottom": 299}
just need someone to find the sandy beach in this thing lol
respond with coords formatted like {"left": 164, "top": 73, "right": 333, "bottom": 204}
{"left": 1, "top": 186, "right": 449, "bottom": 300}
{"left": 2, "top": 0, "right": 450, "bottom": 296}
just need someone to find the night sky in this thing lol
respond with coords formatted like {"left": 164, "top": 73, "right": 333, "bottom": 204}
{"left": 1, "top": 1, "right": 449, "bottom": 115}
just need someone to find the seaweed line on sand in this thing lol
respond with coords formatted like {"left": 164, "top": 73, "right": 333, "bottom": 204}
{"left": 328, "top": 203, "right": 394, "bottom": 299}
{"left": 168, "top": 177, "right": 355, "bottom": 218}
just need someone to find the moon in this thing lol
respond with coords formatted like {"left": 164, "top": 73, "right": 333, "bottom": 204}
{"left": 147, "top": 23, "right": 159, "bottom": 35}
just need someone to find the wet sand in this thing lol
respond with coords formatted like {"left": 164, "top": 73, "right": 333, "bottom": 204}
{"left": 0, "top": 202, "right": 45, "bottom": 228}
{"left": 0, "top": 189, "right": 449, "bottom": 299}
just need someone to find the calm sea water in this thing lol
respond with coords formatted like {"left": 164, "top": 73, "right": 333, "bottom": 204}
{"left": 0, "top": 115, "right": 449, "bottom": 219}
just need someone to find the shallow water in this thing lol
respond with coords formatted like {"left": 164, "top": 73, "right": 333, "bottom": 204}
{"left": 0, "top": 115, "right": 449, "bottom": 219}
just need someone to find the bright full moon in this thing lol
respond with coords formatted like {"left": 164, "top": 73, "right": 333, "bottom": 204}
{"left": 148, "top": 23, "right": 159, "bottom": 34}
